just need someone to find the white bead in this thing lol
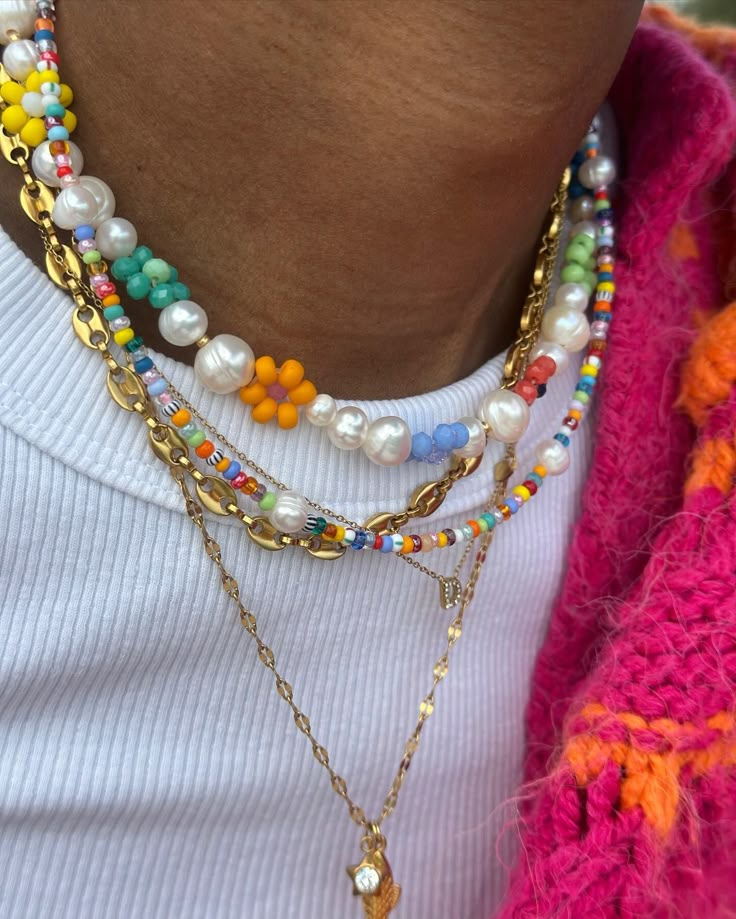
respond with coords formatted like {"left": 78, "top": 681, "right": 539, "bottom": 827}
{"left": 479, "top": 390, "right": 530, "bottom": 444}
{"left": 51, "top": 185, "right": 99, "bottom": 230}
{"left": 571, "top": 220, "right": 597, "bottom": 240}
{"left": 194, "top": 334, "right": 255, "bottom": 394}
{"left": 0, "top": 2, "right": 35, "bottom": 43}
{"left": 158, "top": 300, "right": 209, "bottom": 348}
{"left": 79, "top": 176, "right": 116, "bottom": 228}
{"left": 40, "top": 80, "right": 60, "bottom": 96}
{"left": 2, "top": 39, "right": 37, "bottom": 78}
{"left": 554, "top": 282, "right": 589, "bottom": 311}
{"left": 32, "top": 139, "right": 84, "bottom": 188}
{"left": 326, "top": 406, "right": 368, "bottom": 450}
{"left": 453, "top": 416, "right": 486, "bottom": 458}
{"left": 40, "top": 91, "right": 59, "bottom": 108}
{"left": 268, "top": 490, "right": 309, "bottom": 534}
{"left": 577, "top": 155, "right": 616, "bottom": 190}
{"left": 304, "top": 393, "right": 337, "bottom": 427}
{"left": 95, "top": 217, "right": 138, "bottom": 260}
{"left": 528, "top": 338, "right": 569, "bottom": 375}
{"left": 541, "top": 305, "right": 590, "bottom": 353}
{"left": 362, "top": 416, "right": 412, "bottom": 466}
{"left": 20, "top": 91, "right": 45, "bottom": 117}
{"left": 535, "top": 438, "right": 570, "bottom": 476}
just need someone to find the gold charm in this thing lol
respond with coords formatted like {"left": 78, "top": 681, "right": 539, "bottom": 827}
{"left": 347, "top": 844, "right": 401, "bottom": 918}
{"left": 439, "top": 576, "right": 462, "bottom": 609}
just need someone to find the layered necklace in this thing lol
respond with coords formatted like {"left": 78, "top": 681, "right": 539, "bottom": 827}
{"left": 0, "top": 2, "right": 618, "bottom": 914}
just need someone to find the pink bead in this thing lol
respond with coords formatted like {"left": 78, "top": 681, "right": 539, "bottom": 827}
{"left": 231, "top": 471, "right": 248, "bottom": 489}
{"left": 95, "top": 282, "right": 116, "bottom": 298}
{"left": 142, "top": 370, "right": 161, "bottom": 385}
{"left": 54, "top": 153, "right": 72, "bottom": 167}
{"left": 420, "top": 535, "right": 434, "bottom": 552}
{"left": 590, "top": 320, "right": 609, "bottom": 339}
{"left": 76, "top": 238, "right": 96, "bottom": 254}
{"left": 157, "top": 392, "right": 173, "bottom": 406}
{"left": 90, "top": 273, "right": 109, "bottom": 286}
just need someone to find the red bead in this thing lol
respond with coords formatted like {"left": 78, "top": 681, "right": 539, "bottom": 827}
{"left": 513, "top": 380, "right": 538, "bottom": 405}
{"left": 525, "top": 355, "right": 556, "bottom": 384}
{"left": 563, "top": 416, "right": 579, "bottom": 431}
{"left": 231, "top": 471, "right": 248, "bottom": 489}
{"left": 95, "top": 281, "right": 116, "bottom": 298}
{"left": 595, "top": 190, "right": 608, "bottom": 200}
{"left": 40, "top": 51, "right": 60, "bottom": 63}
{"left": 56, "top": 165, "right": 72, "bottom": 177}
{"left": 522, "top": 479, "right": 538, "bottom": 496}
{"left": 374, "top": 535, "right": 383, "bottom": 550}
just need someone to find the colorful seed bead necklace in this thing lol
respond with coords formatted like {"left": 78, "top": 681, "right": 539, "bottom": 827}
{"left": 0, "top": 1, "right": 615, "bottom": 476}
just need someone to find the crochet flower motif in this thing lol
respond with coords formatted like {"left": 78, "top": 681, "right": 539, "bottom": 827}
{"left": 239, "top": 356, "right": 317, "bottom": 429}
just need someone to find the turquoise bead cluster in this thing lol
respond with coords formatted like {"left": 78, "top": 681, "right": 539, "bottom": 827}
{"left": 111, "top": 246, "right": 191, "bottom": 310}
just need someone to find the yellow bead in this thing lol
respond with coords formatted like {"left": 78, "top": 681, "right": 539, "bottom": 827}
{"left": 437, "top": 532, "right": 448, "bottom": 548}
{"left": 251, "top": 397, "right": 278, "bottom": 424}
{"left": 580, "top": 364, "right": 598, "bottom": 378}
{"left": 254, "top": 355, "right": 278, "bottom": 386}
{"left": 114, "top": 328, "right": 135, "bottom": 346}
{"left": 1, "top": 104, "right": 29, "bottom": 134}
{"left": 512, "top": 485, "right": 531, "bottom": 502}
{"left": 278, "top": 359, "right": 305, "bottom": 390}
{"left": 277, "top": 402, "right": 299, "bottom": 430}
{"left": 0, "top": 82, "right": 24, "bottom": 105}
{"left": 215, "top": 457, "right": 230, "bottom": 473}
{"left": 239, "top": 381, "right": 267, "bottom": 405}
{"left": 334, "top": 526, "right": 345, "bottom": 542}
{"left": 62, "top": 109, "right": 77, "bottom": 133}
{"left": 58, "top": 84, "right": 73, "bottom": 107}
{"left": 19, "top": 117, "right": 46, "bottom": 147}
{"left": 40, "top": 70, "right": 60, "bottom": 84}
{"left": 24, "top": 71, "right": 42, "bottom": 92}
{"left": 597, "top": 281, "right": 615, "bottom": 293}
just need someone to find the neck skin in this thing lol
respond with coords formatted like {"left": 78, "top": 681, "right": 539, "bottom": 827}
{"left": 1, "top": 0, "right": 641, "bottom": 398}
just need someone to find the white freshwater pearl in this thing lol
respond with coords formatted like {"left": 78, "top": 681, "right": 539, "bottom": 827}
{"left": 362, "top": 416, "right": 412, "bottom": 466}
{"left": 453, "top": 416, "right": 486, "bottom": 458}
{"left": 269, "top": 490, "right": 309, "bottom": 534}
{"left": 79, "top": 176, "right": 116, "bottom": 227}
{"left": 194, "top": 334, "right": 255, "bottom": 394}
{"left": 21, "top": 90, "right": 45, "bottom": 117}
{"left": 51, "top": 185, "right": 99, "bottom": 230}
{"left": 570, "top": 195, "right": 595, "bottom": 222}
{"left": 541, "top": 305, "right": 591, "bottom": 352}
{"left": 535, "top": 438, "right": 570, "bottom": 476}
{"left": 305, "top": 393, "right": 337, "bottom": 427}
{"left": 0, "top": 2, "right": 35, "bottom": 43}
{"left": 571, "top": 220, "right": 597, "bottom": 240}
{"left": 95, "top": 217, "right": 138, "bottom": 260}
{"left": 528, "top": 338, "right": 569, "bottom": 375}
{"left": 326, "top": 406, "right": 368, "bottom": 450}
{"left": 578, "top": 155, "right": 616, "bottom": 190}
{"left": 479, "top": 390, "right": 530, "bottom": 443}
{"left": 32, "top": 139, "right": 84, "bottom": 188}
{"left": 158, "top": 300, "right": 208, "bottom": 347}
{"left": 554, "top": 282, "right": 589, "bottom": 312}
{"left": 2, "top": 39, "right": 37, "bottom": 78}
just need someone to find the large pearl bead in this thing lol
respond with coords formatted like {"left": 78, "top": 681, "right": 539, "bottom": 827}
{"left": 362, "top": 416, "right": 412, "bottom": 466}
{"left": 0, "top": 3, "right": 37, "bottom": 45}
{"left": 577, "top": 155, "right": 616, "bottom": 190}
{"left": 79, "top": 176, "right": 116, "bottom": 227}
{"left": 326, "top": 406, "right": 368, "bottom": 450}
{"left": 51, "top": 185, "right": 99, "bottom": 230}
{"left": 3, "top": 38, "right": 38, "bottom": 78}
{"left": 541, "top": 305, "right": 590, "bottom": 352}
{"left": 453, "top": 416, "right": 486, "bottom": 458}
{"left": 571, "top": 220, "right": 597, "bottom": 240}
{"left": 535, "top": 438, "right": 570, "bottom": 476}
{"left": 304, "top": 393, "right": 337, "bottom": 427}
{"left": 269, "top": 490, "right": 309, "bottom": 534}
{"left": 194, "top": 334, "right": 255, "bottom": 394}
{"left": 528, "top": 338, "right": 569, "bottom": 375}
{"left": 95, "top": 217, "right": 138, "bottom": 260}
{"left": 554, "top": 282, "right": 589, "bottom": 311}
{"left": 479, "top": 390, "right": 530, "bottom": 443}
{"left": 570, "top": 195, "right": 595, "bottom": 222}
{"left": 158, "top": 300, "right": 208, "bottom": 347}
{"left": 32, "top": 140, "right": 84, "bottom": 188}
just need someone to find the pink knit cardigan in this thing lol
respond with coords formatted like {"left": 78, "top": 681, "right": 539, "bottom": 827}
{"left": 497, "top": 12, "right": 736, "bottom": 917}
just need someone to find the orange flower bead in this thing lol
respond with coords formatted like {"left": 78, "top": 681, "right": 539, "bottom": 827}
{"left": 239, "top": 355, "right": 317, "bottom": 429}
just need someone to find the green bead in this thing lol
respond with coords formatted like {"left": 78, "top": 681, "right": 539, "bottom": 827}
{"left": 585, "top": 256, "right": 596, "bottom": 271}
{"left": 478, "top": 516, "right": 489, "bottom": 532}
{"left": 187, "top": 430, "right": 206, "bottom": 448}
{"left": 126, "top": 272, "right": 152, "bottom": 300}
{"left": 564, "top": 242, "right": 590, "bottom": 265}
{"left": 103, "top": 305, "right": 124, "bottom": 320}
{"left": 111, "top": 256, "right": 139, "bottom": 281}
{"left": 82, "top": 249, "right": 102, "bottom": 264}
{"left": 132, "top": 245, "right": 154, "bottom": 267}
{"left": 172, "top": 281, "right": 191, "bottom": 300}
{"left": 148, "top": 283, "right": 175, "bottom": 309}
{"left": 142, "top": 257, "right": 171, "bottom": 284}
{"left": 584, "top": 271, "right": 597, "bottom": 293}
{"left": 595, "top": 198, "right": 611, "bottom": 211}
{"left": 168, "top": 265, "right": 179, "bottom": 283}
{"left": 560, "top": 263, "right": 585, "bottom": 284}
{"left": 572, "top": 232, "right": 595, "bottom": 254}
{"left": 125, "top": 335, "right": 144, "bottom": 353}
{"left": 259, "top": 492, "right": 277, "bottom": 511}
{"left": 573, "top": 390, "right": 590, "bottom": 405}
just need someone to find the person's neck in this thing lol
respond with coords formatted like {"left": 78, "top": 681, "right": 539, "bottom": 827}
{"left": 2, "top": 1, "right": 640, "bottom": 399}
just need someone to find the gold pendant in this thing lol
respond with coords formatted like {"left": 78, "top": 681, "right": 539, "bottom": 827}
{"left": 439, "top": 576, "right": 462, "bottom": 609}
{"left": 347, "top": 847, "right": 401, "bottom": 918}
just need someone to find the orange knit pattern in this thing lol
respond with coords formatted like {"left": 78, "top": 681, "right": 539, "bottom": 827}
{"left": 563, "top": 703, "right": 736, "bottom": 838}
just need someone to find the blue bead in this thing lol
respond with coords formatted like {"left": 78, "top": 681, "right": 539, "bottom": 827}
{"left": 380, "top": 536, "right": 394, "bottom": 553}
{"left": 45, "top": 102, "right": 66, "bottom": 118}
{"left": 223, "top": 461, "right": 241, "bottom": 480}
{"left": 432, "top": 424, "right": 455, "bottom": 451}
{"left": 528, "top": 472, "right": 543, "bottom": 487}
{"left": 364, "top": 532, "right": 376, "bottom": 549}
{"left": 554, "top": 433, "right": 571, "bottom": 447}
{"left": 481, "top": 512, "right": 496, "bottom": 530}
{"left": 568, "top": 181, "right": 585, "bottom": 199}
{"left": 597, "top": 271, "right": 613, "bottom": 282}
{"left": 47, "top": 126, "right": 69, "bottom": 142}
{"left": 134, "top": 357, "right": 154, "bottom": 374}
{"left": 147, "top": 378, "right": 167, "bottom": 397}
{"left": 450, "top": 422, "right": 469, "bottom": 449}
{"left": 461, "top": 524, "right": 474, "bottom": 540}
{"left": 74, "top": 225, "right": 95, "bottom": 240}
{"left": 506, "top": 499, "right": 519, "bottom": 515}
{"left": 35, "top": 29, "right": 55, "bottom": 41}
{"left": 571, "top": 151, "right": 585, "bottom": 167}
{"left": 597, "top": 208, "right": 614, "bottom": 221}
{"left": 537, "top": 383, "right": 547, "bottom": 398}
{"left": 426, "top": 447, "right": 450, "bottom": 465}
{"left": 351, "top": 531, "right": 366, "bottom": 550}
{"left": 580, "top": 375, "right": 596, "bottom": 388}
{"left": 593, "top": 312, "right": 612, "bottom": 323}
{"left": 411, "top": 432, "right": 432, "bottom": 460}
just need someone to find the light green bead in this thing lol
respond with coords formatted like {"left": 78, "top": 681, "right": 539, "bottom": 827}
{"left": 142, "top": 257, "right": 172, "bottom": 284}
{"left": 572, "top": 232, "right": 595, "bottom": 254}
{"left": 477, "top": 516, "right": 489, "bottom": 533}
{"left": 187, "top": 430, "right": 206, "bottom": 448}
{"left": 565, "top": 242, "right": 590, "bottom": 265}
{"left": 259, "top": 492, "right": 277, "bottom": 511}
{"left": 82, "top": 249, "right": 101, "bottom": 264}
{"left": 560, "top": 263, "right": 585, "bottom": 284}
{"left": 584, "top": 271, "right": 597, "bottom": 292}
{"left": 595, "top": 198, "right": 611, "bottom": 211}
{"left": 573, "top": 390, "right": 590, "bottom": 404}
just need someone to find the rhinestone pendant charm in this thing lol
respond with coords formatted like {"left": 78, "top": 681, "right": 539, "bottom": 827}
{"left": 439, "top": 576, "right": 462, "bottom": 609}
{"left": 347, "top": 848, "right": 401, "bottom": 917}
